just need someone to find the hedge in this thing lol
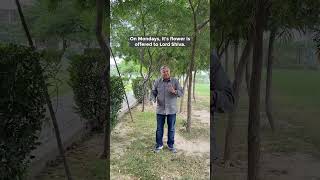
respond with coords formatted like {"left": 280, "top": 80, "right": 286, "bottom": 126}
{"left": 0, "top": 44, "right": 46, "bottom": 179}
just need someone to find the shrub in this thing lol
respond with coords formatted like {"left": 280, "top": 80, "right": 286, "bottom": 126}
{"left": 132, "top": 77, "right": 144, "bottom": 103}
{"left": 68, "top": 49, "right": 126, "bottom": 131}
{"left": 0, "top": 44, "right": 46, "bottom": 179}
{"left": 110, "top": 76, "right": 125, "bottom": 129}
{"left": 68, "top": 49, "right": 106, "bottom": 131}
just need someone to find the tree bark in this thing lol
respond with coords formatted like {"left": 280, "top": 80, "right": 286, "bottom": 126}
{"left": 193, "top": 68, "right": 197, "bottom": 102}
{"left": 140, "top": 48, "right": 145, "bottom": 111}
{"left": 141, "top": 12, "right": 146, "bottom": 112}
{"left": 298, "top": 46, "right": 301, "bottom": 65}
{"left": 141, "top": 49, "right": 153, "bottom": 112}
{"left": 248, "top": 1, "right": 267, "bottom": 179}
{"left": 179, "top": 73, "right": 189, "bottom": 113}
{"left": 223, "top": 38, "right": 253, "bottom": 166}
{"left": 265, "top": 29, "right": 276, "bottom": 132}
{"left": 140, "top": 11, "right": 154, "bottom": 112}
{"left": 225, "top": 43, "right": 229, "bottom": 73}
{"left": 15, "top": 0, "right": 73, "bottom": 179}
{"left": 95, "top": 5, "right": 111, "bottom": 180}
{"left": 186, "top": 0, "right": 197, "bottom": 133}
{"left": 246, "top": 51, "right": 252, "bottom": 95}
{"left": 58, "top": 37, "right": 68, "bottom": 60}
{"left": 110, "top": 49, "right": 133, "bottom": 122}
{"left": 234, "top": 39, "right": 239, "bottom": 77}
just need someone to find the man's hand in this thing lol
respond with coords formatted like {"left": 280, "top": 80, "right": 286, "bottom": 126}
{"left": 168, "top": 83, "right": 176, "bottom": 94}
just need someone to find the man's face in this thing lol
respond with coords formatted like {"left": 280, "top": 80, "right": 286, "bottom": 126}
{"left": 161, "top": 68, "right": 170, "bottom": 79}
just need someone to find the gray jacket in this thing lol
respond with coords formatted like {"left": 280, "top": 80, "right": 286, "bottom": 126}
{"left": 151, "top": 77, "right": 183, "bottom": 115}
{"left": 211, "top": 50, "right": 235, "bottom": 113}
{"left": 210, "top": 49, "right": 235, "bottom": 162}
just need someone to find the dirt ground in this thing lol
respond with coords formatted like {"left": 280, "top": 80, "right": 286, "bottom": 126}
{"left": 110, "top": 102, "right": 211, "bottom": 179}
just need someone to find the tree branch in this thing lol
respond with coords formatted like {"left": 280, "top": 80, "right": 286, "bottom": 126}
{"left": 197, "top": 19, "right": 209, "bottom": 31}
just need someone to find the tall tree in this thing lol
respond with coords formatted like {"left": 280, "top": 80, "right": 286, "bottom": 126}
{"left": 224, "top": 43, "right": 229, "bottom": 73}
{"left": 265, "top": 29, "right": 276, "bottom": 131}
{"left": 14, "top": 0, "right": 73, "bottom": 179}
{"left": 112, "top": 0, "right": 209, "bottom": 133}
{"left": 185, "top": 0, "right": 210, "bottom": 132}
{"left": 193, "top": 67, "right": 197, "bottom": 102}
{"left": 263, "top": 0, "right": 320, "bottom": 131}
{"left": 247, "top": 0, "right": 269, "bottom": 179}
{"left": 186, "top": 0, "right": 198, "bottom": 132}
{"left": 224, "top": 37, "right": 253, "bottom": 166}
{"left": 233, "top": 39, "right": 239, "bottom": 76}
{"left": 246, "top": 53, "right": 251, "bottom": 95}
{"left": 179, "top": 72, "right": 189, "bottom": 113}
{"left": 95, "top": 1, "right": 110, "bottom": 180}
{"left": 211, "top": 0, "right": 254, "bottom": 166}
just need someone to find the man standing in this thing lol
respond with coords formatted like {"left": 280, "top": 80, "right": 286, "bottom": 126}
{"left": 151, "top": 65, "right": 183, "bottom": 153}
{"left": 210, "top": 49, "right": 235, "bottom": 171}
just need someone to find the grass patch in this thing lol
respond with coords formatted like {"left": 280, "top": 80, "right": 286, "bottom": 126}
{"left": 214, "top": 68, "right": 320, "bottom": 162}
{"left": 194, "top": 83, "right": 210, "bottom": 97}
{"left": 272, "top": 68, "right": 320, "bottom": 107}
{"left": 111, "top": 104, "right": 209, "bottom": 179}
{"left": 179, "top": 126, "right": 210, "bottom": 140}
{"left": 193, "top": 96, "right": 210, "bottom": 111}
{"left": 271, "top": 68, "right": 320, "bottom": 154}
{"left": 116, "top": 137, "right": 208, "bottom": 179}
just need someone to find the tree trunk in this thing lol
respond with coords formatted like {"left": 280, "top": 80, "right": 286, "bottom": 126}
{"left": 181, "top": 74, "right": 184, "bottom": 85}
{"left": 298, "top": 46, "right": 301, "bottom": 65}
{"left": 14, "top": 0, "right": 73, "bottom": 179}
{"left": 142, "top": 82, "right": 145, "bottom": 111}
{"left": 248, "top": 1, "right": 266, "bottom": 179}
{"left": 224, "top": 38, "right": 253, "bottom": 166}
{"left": 225, "top": 43, "right": 229, "bottom": 73}
{"left": 111, "top": 56, "right": 133, "bottom": 121}
{"left": 186, "top": 74, "right": 189, "bottom": 90}
{"left": 140, "top": 49, "right": 145, "bottom": 111}
{"left": 95, "top": 4, "right": 111, "bottom": 180}
{"left": 141, "top": 12, "right": 146, "bottom": 112}
{"left": 179, "top": 73, "right": 189, "bottom": 113}
{"left": 58, "top": 37, "right": 68, "bottom": 60}
{"left": 111, "top": 55, "right": 133, "bottom": 122}
{"left": 193, "top": 68, "right": 197, "bottom": 103}
{"left": 140, "top": 12, "right": 154, "bottom": 112}
{"left": 142, "top": 49, "right": 154, "bottom": 110}
{"left": 265, "top": 29, "right": 276, "bottom": 132}
{"left": 246, "top": 52, "right": 251, "bottom": 95}
{"left": 186, "top": 0, "right": 197, "bottom": 133}
{"left": 234, "top": 39, "right": 239, "bottom": 77}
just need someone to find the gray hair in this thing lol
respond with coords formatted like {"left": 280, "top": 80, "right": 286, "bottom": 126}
{"left": 160, "top": 65, "right": 170, "bottom": 72}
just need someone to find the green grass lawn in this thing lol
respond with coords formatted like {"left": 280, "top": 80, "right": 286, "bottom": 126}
{"left": 195, "top": 83, "right": 210, "bottom": 97}
{"left": 272, "top": 68, "right": 320, "bottom": 107}
{"left": 215, "top": 68, "right": 320, "bottom": 160}
{"left": 213, "top": 68, "right": 320, "bottom": 179}
{"left": 270, "top": 68, "right": 320, "bottom": 154}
